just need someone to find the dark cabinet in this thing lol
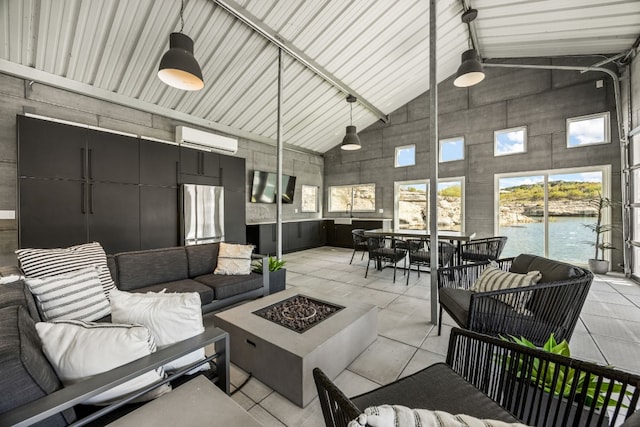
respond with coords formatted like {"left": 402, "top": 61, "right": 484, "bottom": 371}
{"left": 287, "top": 222, "right": 305, "bottom": 251}
{"left": 140, "top": 186, "right": 178, "bottom": 249}
{"left": 140, "top": 140, "right": 179, "bottom": 186}
{"left": 179, "top": 147, "right": 220, "bottom": 184}
{"left": 246, "top": 220, "right": 326, "bottom": 255}
{"left": 326, "top": 220, "right": 385, "bottom": 248}
{"left": 224, "top": 190, "right": 246, "bottom": 244}
{"left": 87, "top": 183, "right": 140, "bottom": 253}
{"left": 221, "top": 156, "right": 245, "bottom": 192}
{"left": 87, "top": 129, "right": 139, "bottom": 184}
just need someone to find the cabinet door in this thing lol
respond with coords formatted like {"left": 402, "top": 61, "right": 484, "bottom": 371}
{"left": 87, "top": 183, "right": 140, "bottom": 254}
{"left": 258, "top": 224, "right": 277, "bottom": 256}
{"left": 201, "top": 151, "right": 220, "bottom": 178}
{"left": 286, "top": 222, "right": 304, "bottom": 252}
{"left": 140, "top": 140, "right": 179, "bottom": 186}
{"left": 19, "top": 178, "right": 87, "bottom": 248}
{"left": 18, "top": 115, "right": 87, "bottom": 180}
{"left": 220, "top": 155, "right": 245, "bottom": 192}
{"left": 140, "top": 186, "right": 178, "bottom": 249}
{"left": 179, "top": 147, "right": 200, "bottom": 175}
{"left": 87, "top": 129, "right": 139, "bottom": 184}
{"left": 223, "top": 190, "right": 246, "bottom": 244}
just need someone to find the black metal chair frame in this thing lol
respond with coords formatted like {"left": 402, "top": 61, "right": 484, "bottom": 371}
{"left": 350, "top": 229, "right": 368, "bottom": 264}
{"left": 405, "top": 239, "right": 456, "bottom": 286}
{"left": 314, "top": 327, "right": 640, "bottom": 427}
{"left": 364, "top": 236, "right": 407, "bottom": 283}
{"left": 437, "top": 258, "right": 593, "bottom": 346}
{"left": 460, "top": 236, "right": 508, "bottom": 263}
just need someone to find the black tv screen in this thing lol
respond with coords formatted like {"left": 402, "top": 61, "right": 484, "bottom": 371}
{"left": 250, "top": 171, "right": 296, "bottom": 204}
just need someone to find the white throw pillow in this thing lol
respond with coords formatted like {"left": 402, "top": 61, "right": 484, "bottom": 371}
{"left": 214, "top": 242, "right": 254, "bottom": 275}
{"left": 24, "top": 267, "right": 111, "bottom": 322}
{"left": 109, "top": 289, "right": 208, "bottom": 373}
{"left": 16, "top": 242, "right": 116, "bottom": 297}
{"left": 35, "top": 320, "right": 171, "bottom": 405}
{"left": 472, "top": 265, "right": 542, "bottom": 313}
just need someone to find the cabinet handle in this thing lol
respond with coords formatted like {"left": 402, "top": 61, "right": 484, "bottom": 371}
{"left": 81, "top": 148, "right": 85, "bottom": 179}
{"left": 81, "top": 183, "right": 86, "bottom": 214}
{"left": 89, "top": 184, "right": 94, "bottom": 214}
{"left": 88, "top": 149, "right": 93, "bottom": 180}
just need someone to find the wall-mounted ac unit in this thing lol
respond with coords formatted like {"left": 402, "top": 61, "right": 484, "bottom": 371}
{"left": 176, "top": 126, "right": 238, "bottom": 155}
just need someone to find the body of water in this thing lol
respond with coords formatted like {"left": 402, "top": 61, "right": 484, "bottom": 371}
{"left": 500, "top": 216, "right": 597, "bottom": 264}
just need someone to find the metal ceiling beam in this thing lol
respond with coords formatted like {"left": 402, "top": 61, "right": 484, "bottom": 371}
{"left": 211, "top": 0, "right": 389, "bottom": 123}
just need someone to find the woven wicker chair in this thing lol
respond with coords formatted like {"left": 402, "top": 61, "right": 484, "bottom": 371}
{"left": 350, "top": 229, "right": 368, "bottom": 264}
{"left": 460, "top": 236, "right": 508, "bottom": 263}
{"left": 437, "top": 254, "right": 593, "bottom": 346}
{"left": 364, "top": 236, "right": 407, "bottom": 283}
{"left": 405, "top": 239, "right": 456, "bottom": 285}
{"left": 314, "top": 327, "right": 640, "bottom": 427}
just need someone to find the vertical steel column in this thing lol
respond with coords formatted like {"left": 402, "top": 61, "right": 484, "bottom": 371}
{"left": 276, "top": 48, "right": 283, "bottom": 259}
{"left": 429, "top": 0, "right": 439, "bottom": 324}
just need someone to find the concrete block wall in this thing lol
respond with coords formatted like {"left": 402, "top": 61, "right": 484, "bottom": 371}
{"left": 324, "top": 56, "right": 624, "bottom": 269}
{"left": 0, "top": 72, "right": 323, "bottom": 264}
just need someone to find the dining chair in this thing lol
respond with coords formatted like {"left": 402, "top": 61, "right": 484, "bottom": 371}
{"left": 364, "top": 236, "right": 407, "bottom": 283}
{"left": 349, "top": 229, "right": 368, "bottom": 264}
{"left": 459, "top": 236, "right": 508, "bottom": 263}
{"left": 405, "top": 239, "right": 456, "bottom": 285}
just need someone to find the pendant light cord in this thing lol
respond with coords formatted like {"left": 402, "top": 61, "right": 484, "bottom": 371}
{"left": 350, "top": 102, "right": 353, "bottom": 125}
{"left": 179, "top": 0, "right": 185, "bottom": 33}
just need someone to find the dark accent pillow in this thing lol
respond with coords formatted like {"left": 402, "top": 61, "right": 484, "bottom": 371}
{"left": 510, "top": 254, "right": 582, "bottom": 283}
{"left": 0, "top": 305, "right": 76, "bottom": 425}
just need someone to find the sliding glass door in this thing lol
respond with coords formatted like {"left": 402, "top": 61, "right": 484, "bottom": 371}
{"left": 497, "top": 167, "right": 607, "bottom": 264}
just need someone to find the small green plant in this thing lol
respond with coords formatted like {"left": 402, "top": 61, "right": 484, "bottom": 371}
{"left": 503, "top": 334, "right": 630, "bottom": 409}
{"left": 252, "top": 256, "right": 286, "bottom": 273}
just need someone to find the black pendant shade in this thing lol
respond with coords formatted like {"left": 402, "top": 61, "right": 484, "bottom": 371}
{"left": 453, "top": 49, "right": 485, "bottom": 88}
{"left": 158, "top": 32, "right": 204, "bottom": 91}
{"left": 341, "top": 125, "right": 361, "bottom": 150}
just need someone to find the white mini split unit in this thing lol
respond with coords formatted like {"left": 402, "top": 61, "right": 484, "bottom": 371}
{"left": 176, "top": 126, "right": 238, "bottom": 155}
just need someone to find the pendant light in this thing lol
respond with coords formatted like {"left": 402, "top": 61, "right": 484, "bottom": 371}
{"left": 158, "top": 0, "right": 204, "bottom": 91}
{"left": 453, "top": 8, "right": 485, "bottom": 88}
{"left": 341, "top": 95, "right": 361, "bottom": 151}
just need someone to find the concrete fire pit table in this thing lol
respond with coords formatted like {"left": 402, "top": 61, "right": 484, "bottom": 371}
{"left": 213, "top": 288, "right": 377, "bottom": 407}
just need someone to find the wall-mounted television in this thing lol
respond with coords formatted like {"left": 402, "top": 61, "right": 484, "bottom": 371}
{"left": 250, "top": 170, "right": 296, "bottom": 204}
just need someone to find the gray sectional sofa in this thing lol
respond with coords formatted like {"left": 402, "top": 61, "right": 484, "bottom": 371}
{"left": 107, "top": 243, "right": 268, "bottom": 314}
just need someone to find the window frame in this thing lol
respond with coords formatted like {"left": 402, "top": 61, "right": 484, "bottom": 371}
{"left": 439, "top": 136, "right": 465, "bottom": 163}
{"left": 566, "top": 112, "right": 611, "bottom": 148}
{"left": 300, "top": 185, "right": 318, "bottom": 212}
{"left": 394, "top": 144, "right": 416, "bottom": 168}
{"left": 328, "top": 183, "right": 376, "bottom": 213}
{"left": 494, "top": 126, "right": 527, "bottom": 157}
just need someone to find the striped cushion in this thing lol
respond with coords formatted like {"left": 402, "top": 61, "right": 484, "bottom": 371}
{"left": 16, "top": 242, "right": 116, "bottom": 296}
{"left": 472, "top": 266, "right": 541, "bottom": 313}
{"left": 24, "top": 267, "right": 111, "bottom": 321}
{"left": 35, "top": 320, "right": 170, "bottom": 405}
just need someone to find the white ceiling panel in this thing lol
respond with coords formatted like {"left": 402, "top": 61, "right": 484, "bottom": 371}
{"left": 1, "top": 0, "right": 638, "bottom": 154}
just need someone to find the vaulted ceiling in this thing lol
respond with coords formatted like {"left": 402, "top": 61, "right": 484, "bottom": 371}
{"left": 1, "top": 0, "right": 639, "bottom": 154}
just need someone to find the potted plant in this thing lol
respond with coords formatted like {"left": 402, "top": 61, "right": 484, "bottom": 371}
{"left": 252, "top": 256, "right": 286, "bottom": 295}
{"left": 503, "top": 334, "right": 630, "bottom": 426}
{"left": 583, "top": 194, "right": 619, "bottom": 274}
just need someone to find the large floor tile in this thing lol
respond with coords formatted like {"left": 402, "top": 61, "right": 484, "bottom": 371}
{"left": 587, "top": 290, "right": 635, "bottom": 306}
{"left": 591, "top": 335, "right": 640, "bottom": 374}
{"left": 259, "top": 392, "right": 325, "bottom": 427}
{"left": 334, "top": 369, "right": 381, "bottom": 398}
{"left": 377, "top": 308, "right": 430, "bottom": 347}
{"left": 581, "top": 314, "right": 640, "bottom": 342}
{"left": 420, "top": 324, "right": 451, "bottom": 356}
{"left": 247, "top": 404, "right": 287, "bottom": 427}
{"left": 400, "top": 349, "right": 446, "bottom": 378}
{"left": 348, "top": 336, "right": 417, "bottom": 385}
{"left": 567, "top": 331, "right": 607, "bottom": 365}
{"left": 581, "top": 300, "right": 640, "bottom": 321}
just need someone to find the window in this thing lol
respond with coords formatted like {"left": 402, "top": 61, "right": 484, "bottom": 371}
{"left": 567, "top": 112, "right": 610, "bottom": 148}
{"left": 440, "top": 137, "right": 464, "bottom": 162}
{"left": 495, "top": 126, "right": 527, "bottom": 156}
{"left": 395, "top": 145, "right": 415, "bottom": 167}
{"left": 301, "top": 185, "right": 318, "bottom": 212}
{"left": 394, "top": 178, "right": 464, "bottom": 231}
{"left": 328, "top": 184, "right": 376, "bottom": 212}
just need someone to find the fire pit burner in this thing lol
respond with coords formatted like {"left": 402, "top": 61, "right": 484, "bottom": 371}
{"left": 253, "top": 295, "right": 344, "bottom": 333}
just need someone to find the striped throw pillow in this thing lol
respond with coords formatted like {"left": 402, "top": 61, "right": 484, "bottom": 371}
{"left": 35, "top": 320, "right": 170, "bottom": 405}
{"left": 24, "top": 267, "right": 111, "bottom": 321}
{"left": 472, "top": 266, "right": 541, "bottom": 313}
{"left": 16, "top": 242, "right": 115, "bottom": 297}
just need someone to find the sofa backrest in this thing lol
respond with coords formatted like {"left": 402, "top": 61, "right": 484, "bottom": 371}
{"left": 185, "top": 243, "right": 220, "bottom": 277}
{"left": 115, "top": 247, "right": 189, "bottom": 291}
{"left": 509, "top": 254, "right": 584, "bottom": 283}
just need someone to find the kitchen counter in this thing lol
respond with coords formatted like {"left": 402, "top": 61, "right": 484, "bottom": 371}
{"left": 246, "top": 218, "right": 392, "bottom": 225}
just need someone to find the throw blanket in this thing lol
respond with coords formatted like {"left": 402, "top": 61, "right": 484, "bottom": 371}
{"left": 348, "top": 405, "right": 530, "bottom": 427}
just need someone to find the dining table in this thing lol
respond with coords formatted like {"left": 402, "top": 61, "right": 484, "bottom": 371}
{"left": 363, "top": 228, "right": 476, "bottom": 266}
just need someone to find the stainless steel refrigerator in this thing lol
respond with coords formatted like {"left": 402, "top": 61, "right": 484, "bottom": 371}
{"left": 182, "top": 184, "right": 225, "bottom": 245}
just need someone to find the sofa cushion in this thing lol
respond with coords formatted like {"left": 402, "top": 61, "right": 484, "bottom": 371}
{"left": 185, "top": 243, "right": 219, "bottom": 277}
{"left": 509, "top": 254, "right": 582, "bottom": 283}
{"left": 24, "top": 267, "right": 111, "bottom": 322}
{"left": 214, "top": 243, "right": 254, "bottom": 275}
{"left": 438, "top": 288, "right": 471, "bottom": 328}
{"left": 16, "top": 242, "right": 116, "bottom": 297}
{"left": 115, "top": 247, "right": 189, "bottom": 291}
{"left": 0, "top": 305, "right": 76, "bottom": 425}
{"left": 129, "top": 279, "right": 215, "bottom": 305}
{"left": 195, "top": 272, "right": 263, "bottom": 300}
{"left": 351, "top": 363, "right": 520, "bottom": 423}
{"left": 0, "top": 279, "right": 40, "bottom": 321}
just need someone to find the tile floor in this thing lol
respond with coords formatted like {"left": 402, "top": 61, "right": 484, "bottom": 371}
{"left": 219, "top": 246, "right": 640, "bottom": 427}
